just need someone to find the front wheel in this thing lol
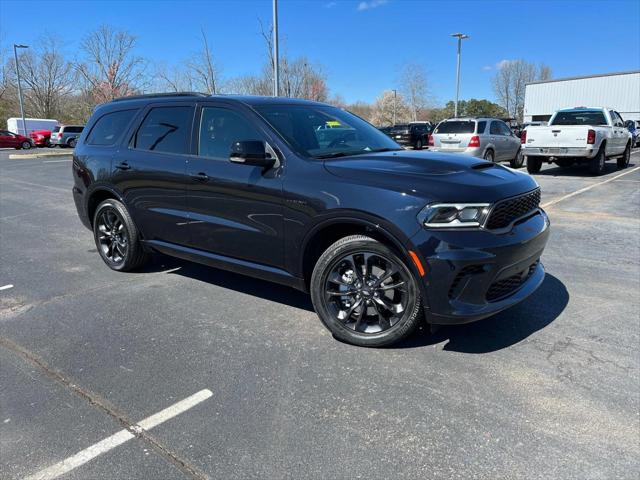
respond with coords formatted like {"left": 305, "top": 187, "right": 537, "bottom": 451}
{"left": 21, "top": 141, "right": 32, "bottom": 150}
{"left": 526, "top": 156, "right": 542, "bottom": 174}
{"left": 310, "top": 235, "right": 423, "bottom": 347}
{"left": 617, "top": 143, "right": 631, "bottom": 169}
{"left": 93, "top": 199, "right": 148, "bottom": 272}
{"left": 510, "top": 148, "right": 524, "bottom": 168}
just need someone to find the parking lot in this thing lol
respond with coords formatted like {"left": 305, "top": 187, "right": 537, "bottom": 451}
{"left": 1, "top": 148, "right": 639, "bottom": 479}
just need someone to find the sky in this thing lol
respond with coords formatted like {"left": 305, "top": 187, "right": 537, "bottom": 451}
{"left": 1, "top": 0, "right": 639, "bottom": 106}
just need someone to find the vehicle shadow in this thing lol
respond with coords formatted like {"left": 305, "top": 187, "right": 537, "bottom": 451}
{"left": 533, "top": 161, "right": 635, "bottom": 177}
{"left": 140, "top": 254, "right": 315, "bottom": 312}
{"left": 393, "top": 273, "right": 569, "bottom": 353}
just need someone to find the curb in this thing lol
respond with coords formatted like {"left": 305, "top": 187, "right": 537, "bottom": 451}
{"left": 8, "top": 150, "right": 74, "bottom": 160}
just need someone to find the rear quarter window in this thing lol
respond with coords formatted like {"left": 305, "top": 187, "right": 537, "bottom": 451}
{"left": 476, "top": 121, "right": 487, "bottom": 134}
{"left": 86, "top": 109, "right": 138, "bottom": 146}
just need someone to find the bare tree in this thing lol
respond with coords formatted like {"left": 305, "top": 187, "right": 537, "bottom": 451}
{"left": 11, "top": 35, "right": 75, "bottom": 119}
{"left": 492, "top": 60, "right": 552, "bottom": 121}
{"left": 184, "top": 28, "right": 220, "bottom": 94}
{"left": 77, "top": 24, "right": 145, "bottom": 103}
{"left": 399, "top": 63, "right": 429, "bottom": 121}
{"left": 371, "top": 90, "right": 410, "bottom": 126}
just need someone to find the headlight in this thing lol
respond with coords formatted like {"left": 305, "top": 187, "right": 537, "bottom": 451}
{"left": 418, "top": 203, "right": 491, "bottom": 228}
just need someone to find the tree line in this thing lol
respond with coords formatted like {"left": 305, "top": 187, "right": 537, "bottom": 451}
{"left": 0, "top": 23, "right": 550, "bottom": 130}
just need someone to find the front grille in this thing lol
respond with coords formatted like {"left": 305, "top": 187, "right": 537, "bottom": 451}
{"left": 486, "top": 188, "right": 541, "bottom": 230}
{"left": 486, "top": 262, "right": 538, "bottom": 302}
{"left": 448, "top": 264, "right": 485, "bottom": 299}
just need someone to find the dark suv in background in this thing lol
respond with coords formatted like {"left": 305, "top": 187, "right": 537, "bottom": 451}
{"left": 389, "top": 122, "right": 432, "bottom": 149}
{"left": 73, "top": 93, "right": 549, "bottom": 347}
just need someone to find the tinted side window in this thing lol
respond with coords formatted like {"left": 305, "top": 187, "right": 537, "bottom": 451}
{"left": 86, "top": 109, "right": 138, "bottom": 146}
{"left": 66, "top": 126, "right": 83, "bottom": 133}
{"left": 199, "top": 107, "right": 263, "bottom": 159}
{"left": 499, "top": 122, "right": 512, "bottom": 136}
{"left": 489, "top": 121, "right": 501, "bottom": 135}
{"left": 476, "top": 121, "right": 487, "bottom": 134}
{"left": 134, "top": 106, "right": 193, "bottom": 154}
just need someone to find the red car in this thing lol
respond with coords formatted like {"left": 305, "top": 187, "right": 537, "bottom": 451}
{"left": 30, "top": 129, "right": 53, "bottom": 147}
{"left": 0, "top": 130, "right": 34, "bottom": 149}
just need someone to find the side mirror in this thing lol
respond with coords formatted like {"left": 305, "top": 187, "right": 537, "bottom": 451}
{"left": 229, "top": 140, "right": 275, "bottom": 167}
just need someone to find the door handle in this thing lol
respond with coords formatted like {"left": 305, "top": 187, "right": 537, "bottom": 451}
{"left": 190, "top": 172, "right": 209, "bottom": 182}
{"left": 115, "top": 162, "right": 130, "bottom": 170}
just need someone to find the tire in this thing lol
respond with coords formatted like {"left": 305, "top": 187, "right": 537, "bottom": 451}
{"left": 21, "top": 141, "right": 32, "bottom": 150}
{"left": 415, "top": 139, "right": 423, "bottom": 150}
{"left": 310, "top": 235, "right": 423, "bottom": 347}
{"left": 509, "top": 148, "right": 524, "bottom": 168}
{"left": 68, "top": 138, "right": 77, "bottom": 148}
{"left": 526, "top": 156, "right": 542, "bottom": 174}
{"left": 93, "top": 199, "right": 148, "bottom": 272}
{"left": 589, "top": 146, "right": 606, "bottom": 175}
{"left": 617, "top": 143, "right": 631, "bottom": 169}
{"left": 555, "top": 159, "right": 574, "bottom": 168}
{"left": 483, "top": 149, "right": 495, "bottom": 162}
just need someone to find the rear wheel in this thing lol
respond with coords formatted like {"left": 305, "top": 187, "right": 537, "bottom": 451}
{"left": 310, "top": 235, "right": 422, "bottom": 347}
{"left": 415, "top": 138, "right": 423, "bottom": 150}
{"left": 526, "top": 156, "right": 542, "bottom": 174}
{"left": 483, "top": 149, "right": 495, "bottom": 162}
{"left": 93, "top": 199, "right": 148, "bottom": 272}
{"left": 68, "top": 138, "right": 77, "bottom": 148}
{"left": 617, "top": 143, "right": 631, "bottom": 169}
{"left": 589, "top": 147, "right": 606, "bottom": 175}
{"left": 509, "top": 148, "right": 524, "bottom": 168}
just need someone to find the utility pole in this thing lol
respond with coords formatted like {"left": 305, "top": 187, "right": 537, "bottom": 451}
{"left": 392, "top": 89, "right": 397, "bottom": 125}
{"left": 13, "top": 44, "right": 29, "bottom": 135}
{"left": 272, "top": 0, "right": 279, "bottom": 97}
{"left": 451, "top": 33, "right": 468, "bottom": 118}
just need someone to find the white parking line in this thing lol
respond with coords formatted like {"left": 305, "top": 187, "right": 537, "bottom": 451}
{"left": 25, "top": 389, "right": 213, "bottom": 480}
{"left": 542, "top": 165, "right": 640, "bottom": 209}
{"left": 0, "top": 284, "right": 14, "bottom": 291}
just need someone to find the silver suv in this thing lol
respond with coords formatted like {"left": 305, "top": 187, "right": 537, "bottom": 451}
{"left": 429, "top": 118, "right": 524, "bottom": 168}
{"left": 50, "top": 125, "right": 84, "bottom": 148}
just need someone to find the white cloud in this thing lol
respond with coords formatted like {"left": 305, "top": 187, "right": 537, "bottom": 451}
{"left": 357, "top": 0, "right": 388, "bottom": 11}
{"left": 325, "top": 1, "right": 338, "bottom": 7}
{"left": 482, "top": 65, "right": 493, "bottom": 71}
{"left": 496, "top": 59, "right": 514, "bottom": 69}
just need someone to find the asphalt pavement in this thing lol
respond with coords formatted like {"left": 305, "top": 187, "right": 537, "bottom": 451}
{"left": 1, "top": 148, "right": 639, "bottom": 479}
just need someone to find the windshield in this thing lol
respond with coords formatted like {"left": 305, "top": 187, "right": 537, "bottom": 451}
{"left": 551, "top": 111, "right": 608, "bottom": 126}
{"left": 434, "top": 121, "right": 475, "bottom": 134}
{"left": 253, "top": 104, "right": 402, "bottom": 159}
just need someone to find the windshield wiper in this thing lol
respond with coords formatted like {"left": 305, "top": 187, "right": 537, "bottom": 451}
{"left": 366, "top": 148, "right": 404, "bottom": 153}
{"left": 314, "top": 152, "right": 356, "bottom": 159}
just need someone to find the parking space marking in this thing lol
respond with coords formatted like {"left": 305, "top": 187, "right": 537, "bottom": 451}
{"left": 0, "top": 284, "right": 14, "bottom": 291}
{"left": 541, "top": 165, "right": 640, "bottom": 209}
{"left": 25, "top": 389, "right": 213, "bottom": 480}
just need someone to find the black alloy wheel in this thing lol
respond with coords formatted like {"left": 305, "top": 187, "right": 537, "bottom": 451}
{"left": 311, "top": 235, "right": 422, "bottom": 347}
{"left": 617, "top": 143, "right": 630, "bottom": 169}
{"left": 93, "top": 199, "right": 148, "bottom": 271}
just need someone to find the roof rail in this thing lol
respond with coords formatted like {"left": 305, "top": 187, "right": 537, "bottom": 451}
{"left": 111, "top": 92, "right": 208, "bottom": 102}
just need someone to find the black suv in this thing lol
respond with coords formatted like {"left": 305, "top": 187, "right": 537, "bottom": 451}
{"left": 73, "top": 93, "right": 549, "bottom": 347}
{"left": 389, "top": 122, "right": 432, "bottom": 149}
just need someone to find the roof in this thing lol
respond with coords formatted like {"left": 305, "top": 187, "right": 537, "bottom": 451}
{"left": 109, "top": 92, "right": 326, "bottom": 107}
{"left": 526, "top": 70, "right": 640, "bottom": 86}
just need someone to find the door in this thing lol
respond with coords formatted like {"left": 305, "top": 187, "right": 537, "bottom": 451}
{"left": 186, "top": 104, "right": 284, "bottom": 269}
{"left": 611, "top": 111, "right": 628, "bottom": 153}
{"left": 0, "top": 131, "right": 19, "bottom": 148}
{"left": 112, "top": 104, "right": 194, "bottom": 246}
{"left": 498, "top": 121, "right": 520, "bottom": 159}
{"left": 489, "top": 121, "right": 507, "bottom": 159}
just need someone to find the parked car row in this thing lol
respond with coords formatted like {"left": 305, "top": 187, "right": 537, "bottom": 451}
{"left": 0, "top": 123, "right": 85, "bottom": 149}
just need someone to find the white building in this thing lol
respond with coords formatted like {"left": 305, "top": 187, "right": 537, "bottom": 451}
{"left": 523, "top": 70, "right": 640, "bottom": 123}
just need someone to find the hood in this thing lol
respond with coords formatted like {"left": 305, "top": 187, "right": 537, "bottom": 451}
{"left": 323, "top": 150, "right": 538, "bottom": 203}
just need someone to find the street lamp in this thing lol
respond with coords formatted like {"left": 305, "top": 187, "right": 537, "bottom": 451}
{"left": 451, "top": 33, "right": 469, "bottom": 118}
{"left": 272, "top": 0, "right": 279, "bottom": 97}
{"left": 392, "top": 89, "right": 397, "bottom": 125}
{"left": 13, "top": 44, "right": 29, "bottom": 136}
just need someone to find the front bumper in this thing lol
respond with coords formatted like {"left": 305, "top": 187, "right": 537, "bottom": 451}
{"left": 522, "top": 146, "right": 596, "bottom": 158}
{"left": 407, "top": 209, "right": 550, "bottom": 325}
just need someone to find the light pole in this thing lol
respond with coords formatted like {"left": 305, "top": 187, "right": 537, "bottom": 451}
{"left": 451, "top": 33, "right": 468, "bottom": 118}
{"left": 272, "top": 0, "right": 279, "bottom": 97}
{"left": 392, "top": 89, "right": 397, "bottom": 125}
{"left": 13, "top": 44, "right": 29, "bottom": 135}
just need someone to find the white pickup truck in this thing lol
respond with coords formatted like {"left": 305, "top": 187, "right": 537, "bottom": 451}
{"left": 522, "top": 107, "right": 632, "bottom": 175}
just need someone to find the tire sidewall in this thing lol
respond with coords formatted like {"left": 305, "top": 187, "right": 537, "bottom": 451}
{"left": 484, "top": 149, "right": 494, "bottom": 162}
{"left": 21, "top": 141, "right": 31, "bottom": 149}
{"left": 526, "top": 156, "right": 542, "bottom": 173}
{"left": 510, "top": 148, "right": 524, "bottom": 168}
{"left": 310, "top": 237, "right": 422, "bottom": 347}
{"left": 93, "top": 199, "right": 136, "bottom": 271}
